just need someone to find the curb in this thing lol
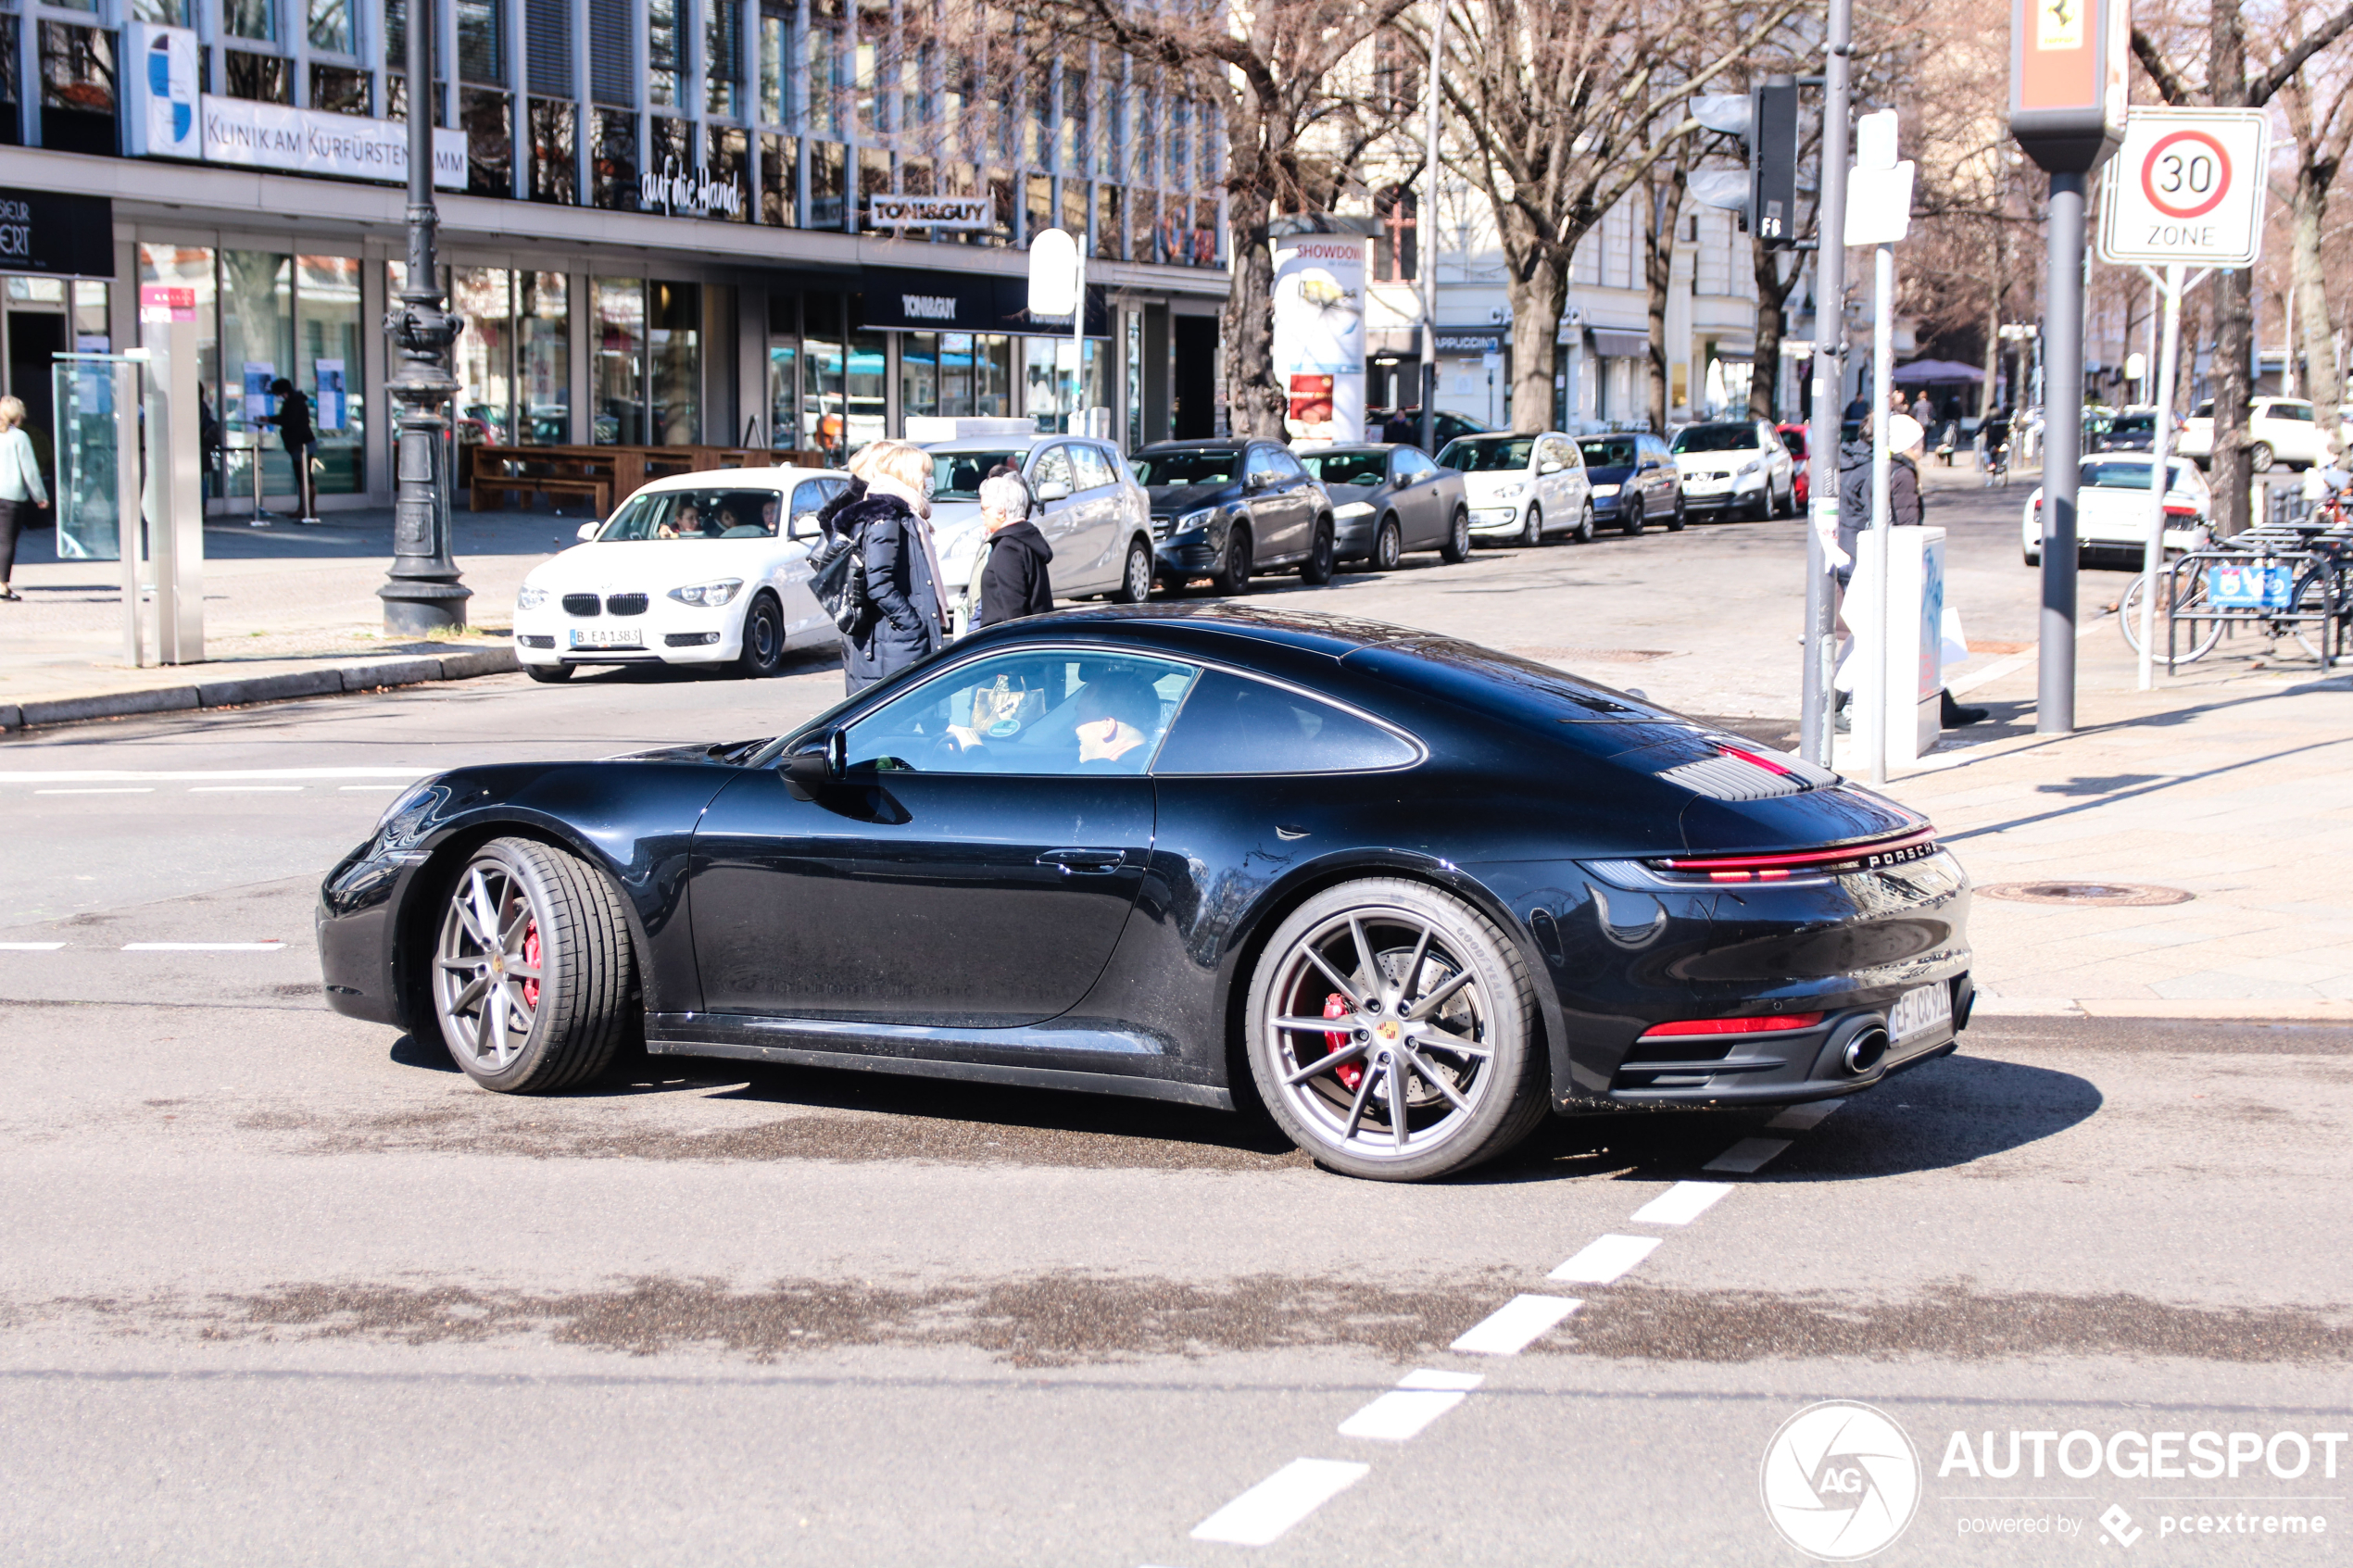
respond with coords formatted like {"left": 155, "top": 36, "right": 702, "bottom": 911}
{"left": 1, "top": 646, "right": 521, "bottom": 733}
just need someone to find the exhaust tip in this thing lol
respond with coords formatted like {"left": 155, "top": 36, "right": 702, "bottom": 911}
{"left": 1843, "top": 1027, "right": 1889, "bottom": 1074}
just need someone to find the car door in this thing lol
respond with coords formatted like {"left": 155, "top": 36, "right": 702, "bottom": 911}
{"left": 1639, "top": 436, "right": 1674, "bottom": 511}
{"left": 1388, "top": 449, "right": 1434, "bottom": 545}
{"left": 1025, "top": 443, "right": 1088, "bottom": 565}
{"left": 781, "top": 476, "right": 848, "bottom": 643}
{"left": 1271, "top": 447, "right": 1321, "bottom": 558}
{"left": 1064, "top": 441, "right": 1124, "bottom": 592}
{"left": 687, "top": 646, "right": 1202, "bottom": 1026}
{"left": 1537, "top": 436, "right": 1576, "bottom": 522}
{"left": 1241, "top": 444, "right": 1292, "bottom": 561}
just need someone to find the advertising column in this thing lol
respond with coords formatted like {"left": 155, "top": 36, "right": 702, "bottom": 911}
{"left": 1272, "top": 236, "right": 1366, "bottom": 444}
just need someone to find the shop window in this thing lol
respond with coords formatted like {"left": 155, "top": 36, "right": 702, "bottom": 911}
{"left": 708, "top": 126, "right": 749, "bottom": 222}
{"left": 1373, "top": 186, "right": 1416, "bottom": 283}
{"left": 937, "top": 331, "right": 972, "bottom": 419}
{"left": 646, "top": 0, "right": 681, "bottom": 107}
{"left": 519, "top": 272, "right": 570, "bottom": 443}
{"left": 810, "top": 140, "right": 846, "bottom": 229}
{"left": 295, "top": 255, "right": 364, "bottom": 495}
{"left": 594, "top": 277, "right": 647, "bottom": 445}
{"left": 650, "top": 281, "right": 700, "bottom": 445}
{"left": 224, "top": 0, "right": 276, "bottom": 44}
{"left": 458, "top": 0, "right": 505, "bottom": 84}
{"left": 311, "top": 64, "right": 371, "bottom": 115}
{"left": 225, "top": 50, "right": 292, "bottom": 105}
{"left": 802, "top": 292, "right": 844, "bottom": 463}
{"left": 0, "top": 18, "right": 19, "bottom": 147}
{"left": 588, "top": 0, "right": 634, "bottom": 107}
{"left": 451, "top": 268, "right": 514, "bottom": 445}
{"left": 1096, "top": 183, "right": 1122, "bottom": 261}
{"left": 221, "top": 251, "right": 294, "bottom": 502}
{"left": 592, "top": 108, "right": 638, "bottom": 209}
{"left": 139, "top": 243, "right": 220, "bottom": 495}
{"left": 528, "top": 98, "right": 577, "bottom": 202}
{"left": 761, "top": 132, "right": 799, "bottom": 224}
{"left": 461, "top": 88, "right": 512, "bottom": 195}
{"left": 308, "top": 0, "right": 353, "bottom": 56}
{"left": 39, "top": 23, "right": 117, "bottom": 157}
{"left": 975, "top": 333, "right": 1012, "bottom": 418}
{"left": 768, "top": 335, "right": 799, "bottom": 450}
{"left": 847, "top": 328, "right": 885, "bottom": 452}
{"left": 706, "top": 0, "right": 742, "bottom": 119}
{"left": 900, "top": 332, "right": 937, "bottom": 422}
{"left": 526, "top": 0, "right": 572, "bottom": 95}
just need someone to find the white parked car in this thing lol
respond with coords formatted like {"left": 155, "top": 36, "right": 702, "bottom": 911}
{"left": 922, "top": 435, "right": 1158, "bottom": 607}
{"left": 512, "top": 467, "right": 849, "bottom": 682}
{"left": 2175, "top": 396, "right": 2327, "bottom": 471}
{"left": 1433, "top": 431, "right": 1596, "bottom": 546}
{"left": 1669, "top": 418, "right": 1797, "bottom": 520}
{"left": 2020, "top": 455, "right": 2208, "bottom": 567}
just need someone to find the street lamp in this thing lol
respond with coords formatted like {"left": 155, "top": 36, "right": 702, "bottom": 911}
{"left": 378, "top": 0, "right": 470, "bottom": 635}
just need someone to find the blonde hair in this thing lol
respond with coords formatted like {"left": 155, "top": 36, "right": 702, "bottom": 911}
{"left": 850, "top": 439, "right": 933, "bottom": 494}
{"left": 0, "top": 395, "right": 23, "bottom": 432}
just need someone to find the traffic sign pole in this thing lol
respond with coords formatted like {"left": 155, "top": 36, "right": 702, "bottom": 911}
{"left": 2040, "top": 170, "right": 2086, "bottom": 734}
{"left": 2138, "top": 261, "right": 2185, "bottom": 692}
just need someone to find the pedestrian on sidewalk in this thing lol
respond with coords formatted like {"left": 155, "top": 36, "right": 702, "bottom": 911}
{"left": 973, "top": 467, "right": 1054, "bottom": 631}
{"left": 261, "top": 378, "right": 317, "bottom": 521}
{"left": 0, "top": 395, "right": 48, "bottom": 601}
{"left": 830, "top": 439, "right": 946, "bottom": 694}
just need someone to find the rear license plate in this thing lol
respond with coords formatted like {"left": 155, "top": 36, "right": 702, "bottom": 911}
{"left": 570, "top": 627, "right": 643, "bottom": 648}
{"left": 1888, "top": 983, "right": 1953, "bottom": 1045}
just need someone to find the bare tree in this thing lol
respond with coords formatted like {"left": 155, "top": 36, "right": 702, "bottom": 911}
{"left": 1437, "top": 0, "right": 1805, "bottom": 433}
{"left": 2279, "top": 63, "right": 2353, "bottom": 447}
{"left": 1641, "top": 150, "right": 1692, "bottom": 431}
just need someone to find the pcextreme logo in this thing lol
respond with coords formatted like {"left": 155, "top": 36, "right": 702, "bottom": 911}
{"left": 1760, "top": 1400, "right": 1923, "bottom": 1561}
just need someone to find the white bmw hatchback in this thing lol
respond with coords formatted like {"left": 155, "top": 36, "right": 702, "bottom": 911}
{"left": 512, "top": 467, "right": 852, "bottom": 682}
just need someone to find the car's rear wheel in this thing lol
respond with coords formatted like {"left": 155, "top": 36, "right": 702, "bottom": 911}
{"left": 1667, "top": 494, "right": 1687, "bottom": 532}
{"left": 1441, "top": 506, "right": 1472, "bottom": 563}
{"left": 1519, "top": 503, "right": 1544, "bottom": 546}
{"left": 525, "top": 664, "right": 574, "bottom": 684}
{"left": 1245, "top": 879, "right": 1547, "bottom": 1181}
{"left": 1300, "top": 519, "right": 1337, "bottom": 584}
{"left": 432, "top": 837, "right": 637, "bottom": 1094}
{"left": 1774, "top": 479, "right": 1795, "bottom": 518}
{"left": 1569, "top": 502, "right": 1596, "bottom": 544}
{"left": 734, "top": 591, "right": 786, "bottom": 678}
{"left": 2249, "top": 441, "right": 2275, "bottom": 473}
{"left": 1372, "top": 515, "right": 1403, "bottom": 571}
{"left": 1114, "top": 536, "right": 1153, "bottom": 604}
{"left": 1208, "top": 524, "right": 1252, "bottom": 596}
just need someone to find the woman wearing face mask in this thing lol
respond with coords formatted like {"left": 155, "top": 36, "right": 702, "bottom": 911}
{"left": 954, "top": 465, "right": 1054, "bottom": 637}
{"left": 831, "top": 440, "right": 948, "bottom": 693}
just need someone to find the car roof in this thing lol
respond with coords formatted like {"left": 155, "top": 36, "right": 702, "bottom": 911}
{"left": 631, "top": 465, "right": 838, "bottom": 495}
{"left": 1137, "top": 440, "right": 1254, "bottom": 451}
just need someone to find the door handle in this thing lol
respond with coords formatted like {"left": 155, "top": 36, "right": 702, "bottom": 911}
{"left": 1038, "top": 847, "right": 1126, "bottom": 874}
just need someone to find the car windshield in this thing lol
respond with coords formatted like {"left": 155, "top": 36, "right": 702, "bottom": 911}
{"left": 594, "top": 488, "right": 783, "bottom": 541}
{"left": 931, "top": 450, "right": 1026, "bottom": 501}
{"left": 1579, "top": 438, "right": 1639, "bottom": 468}
{"left": 1671, "top": 423, "right": 1759, "bottom": 454}
{"left": 1436, "top": 436, "right": 1535, "bottom": 472}
{"left": 2082, "top": 460, "right": 2191, "bottom": 491}
{"left": 1133, "top": 449, "right": 1240, "bottom": 487}
{"left": 2110, "top": 414, "right": 2155, "bottom": 434}
{"left": 1299, "top": 451, "right": 1389, "bottom": 487}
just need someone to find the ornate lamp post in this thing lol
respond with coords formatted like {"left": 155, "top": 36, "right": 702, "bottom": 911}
{"left": 378, "top": 0, "right": 471, "bottom": 635}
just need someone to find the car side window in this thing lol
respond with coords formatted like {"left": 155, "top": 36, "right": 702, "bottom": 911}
{"left": 843, "top": 650, "right": 1202, "bottom": 777}
{"left": 1069, "top": 443, "right": 1116, "bottom": 491}
{"left": 1030, "top": 445, "right": 1076, "bottom": 493}
{"left": 1245, "top": 445, "right": 1279, "bottom": 480}
{"left": 788, "top": 479, "right": 836, "bottom": 539}
{"left": 1153, "top": 670, "right": 1420, "bottom": 776}
{"left": 2283, "top": 405, "right": 2316, "bottom": 422}
{"left": 1392, "top": 450, "right": 1432, "bottom": 483}
{"left": 1272, "top": 449, "right": 1309, "bottom": 479}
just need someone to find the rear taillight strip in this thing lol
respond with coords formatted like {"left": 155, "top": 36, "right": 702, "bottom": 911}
{"left": 1651, "top": 826, "right": 1939, "bottom": 876}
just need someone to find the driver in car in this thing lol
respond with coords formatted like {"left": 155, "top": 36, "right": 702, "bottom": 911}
{"left": 1073, "top": 675, "right": 1164, "bottom": 770}
{"left": 656, "top": 501, "right": 702, "bottom": 539}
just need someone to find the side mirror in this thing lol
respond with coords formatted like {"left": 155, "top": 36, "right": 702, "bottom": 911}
{"left": 783, "top": 729, "right": 847, "bottom": 796}
{"left": 1036, "top": 480, "right": 1072, "bottom": 503}
{"left": 575, "top": 521, "right": 599, "bottom": 541}
{"left": 1243, "top": 470, "right": 1267, "bottom": 492}
{"left": 792, "top": 511, "right": 821, "bottom": 537}
{"left": 1539, "top": 460, "right": 1565, "bottom": 475}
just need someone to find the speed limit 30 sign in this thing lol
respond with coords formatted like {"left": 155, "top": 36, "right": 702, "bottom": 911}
{"left": 2097, "top": 107, "right": 2272, "bottom": 267}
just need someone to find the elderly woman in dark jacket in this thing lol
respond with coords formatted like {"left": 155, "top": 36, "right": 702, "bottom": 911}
{"left": 823, "top": 439, "right": 947, "bottom": 693}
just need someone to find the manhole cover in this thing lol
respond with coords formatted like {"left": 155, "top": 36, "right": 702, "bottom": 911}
{"left": 1976, "top": 882, "right": 2193, "bottom": 907}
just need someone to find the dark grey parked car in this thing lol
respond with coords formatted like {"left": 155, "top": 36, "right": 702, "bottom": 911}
{"left": 1135, "top": 440, "right": 1340, "bottom": 595}
{"left": 1296, "top": 445, "right": 1473, "bottom": 570}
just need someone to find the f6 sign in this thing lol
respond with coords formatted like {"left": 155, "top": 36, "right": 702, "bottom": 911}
{"left": 2097, "top": 108, "right": 2271, "bottom": 269}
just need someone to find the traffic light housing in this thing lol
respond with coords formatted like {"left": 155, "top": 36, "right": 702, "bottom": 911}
{"left": 1750, "top": 78, "right": 1800, "bottom": 247}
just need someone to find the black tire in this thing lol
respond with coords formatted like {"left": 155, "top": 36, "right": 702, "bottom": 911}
{"left": 1208, "top": 523, "right": 1252, "bottom": 596}
{"left": 1114, "top": 536, "right": 1154, "bottom": 604}
{"left": 1300, "top": 520, "right": 1337, "bottom": 585}
{"left": 429, "top": 836, "right": 637, "bottom": 1094}
{"left": 1569, "top": 502, "right": 1596, "bottom": 545}
{"left": 1244, "top": 878, "right": 1548, "bottom": 1182}
{"left": 1519, "top": 503, "right": 1544, "bottom": 547}
{"left": 1440, "top": 506, "right": 1472, "bottom": 563}
{"left": 1667, "top": 494, "right": 1687, "bottom": 532}
{"left": 525, "top": 664, "right": 574, "bottom": 684}
{"left": 1621, "top": 496, "right": 1645, "bottom": 537}
{"left": 734, "top": 591, "right": 786, "bottom": 678}
{"left": 1745, "top": 488, "right": 1770, "bottom": 521}
{"left": 1371, "top": 515, "right": 1404, "bottom": 571}
{"left": 1773, "top": 479, "right": 1794, "bottom": 519}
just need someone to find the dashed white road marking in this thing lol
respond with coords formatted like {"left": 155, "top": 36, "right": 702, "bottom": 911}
{"left": 120, "top": 942, "right": 286, "bottom": 952}
{"left": 1628, "top": 1180, "right": 1734, "bottom": 1225}
{"left": 0, "top": 942, "right": 67, "bottom": 951}
{"left": 1703, "top": 1136, "right": 1793, "bottom": 1174}
{"left": 33, "top": 787, "right": 154, "bottom": 795}
{"left": 1450, "top": 1294, "right": 1581, "bottom": 1356}
{"left": 1189, "top": 1458, "right": 1369, "bottom": 1546}
{"left": 1767, "top": 1100, "right": 1844, "bottom": 1132}
{"left": 1547, "top": 1234, "right": 1662, "bottom": 1286}
{"left": 188, "top": 785, "right": 305, "bottom": 794}
{"left": 338, "top": 784, "right": 410, "bottom": 792}
{"left": 1336, "top": 1370, "right": 1484, "bottom": 1442}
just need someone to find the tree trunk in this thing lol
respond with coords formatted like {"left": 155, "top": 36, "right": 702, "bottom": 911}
{"left": 1750, "top": 245, "right": 1792, "bottom": 420}
{"left": 2208, "top": 0, "right": 2253, "bottom": 533}
{"left": 1504, "top": 258, "right": 1567, "bottom": 435}
{"left": 1221, "top": 205, "right": 1288, "bottom": 441}
{"left": 1644, "top": 169, "right": 1687, "bottom": 433}
{"left": 1980, "top": 225, "right": 2004, "bottom": 420}
{"left": 2293, "top": 159, "right": 2343, "bottom": 456}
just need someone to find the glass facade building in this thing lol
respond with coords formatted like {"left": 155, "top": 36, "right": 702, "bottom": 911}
{"left": 0, "top": 0, "right": 1229, "bottom": 508}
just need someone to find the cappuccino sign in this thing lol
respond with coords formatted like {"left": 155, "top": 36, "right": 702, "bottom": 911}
{"left": 868, "top": 194, "right": 995, "bottom": 230}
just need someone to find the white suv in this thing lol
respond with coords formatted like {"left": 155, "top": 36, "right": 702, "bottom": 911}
{"left": 2175, "top": 397, "right": 2328, "bottom": 472}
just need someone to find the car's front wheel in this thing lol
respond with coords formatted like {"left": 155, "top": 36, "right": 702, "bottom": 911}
{"left": 734, "top": 591, "right": 786, "bottom": 678}
{"left": 1244, "top": 879, "right": 1547, "bottom": 1181}
{"left": 431, "top": 837, "right": 637, "bottom": 1094}
{"left": 1114, "top": 536, "right": 1154, "bottom": 604}
{"left": 1208, "top": 524, "right": 1252, "bottom": 596}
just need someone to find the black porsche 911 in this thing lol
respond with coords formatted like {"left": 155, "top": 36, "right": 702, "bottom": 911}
{"left": 319, "top": 607, "right": 1973, "bottom": 1181}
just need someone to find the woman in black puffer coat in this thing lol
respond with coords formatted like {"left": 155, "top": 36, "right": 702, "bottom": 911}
{"left": 824, "top": 440, "right": 946, "bottom": 693}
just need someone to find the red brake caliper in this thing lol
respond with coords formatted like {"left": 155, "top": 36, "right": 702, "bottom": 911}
{"left": 1322, "top": 993, "right": 1363, "bottom": 1089}
{"left": 522, "top": 923, "right": 541, "bottom": 1010}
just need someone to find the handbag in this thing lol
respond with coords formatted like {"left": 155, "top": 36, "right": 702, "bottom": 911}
{"left": 811, "top": 533, "right": 873, "bottom": 635}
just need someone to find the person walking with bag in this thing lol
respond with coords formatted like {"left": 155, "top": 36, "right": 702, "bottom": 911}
{"left": 0, "top": 395, "right": 49, "bottom": 602}
{"left": 826, "top": 440, "right": 946, "bottom": 693}
{"left": 965, "top": 466, "right": 1053, "bottom": 633}
{"left": 261, "top": 378, "right": 317, "bottom": 521}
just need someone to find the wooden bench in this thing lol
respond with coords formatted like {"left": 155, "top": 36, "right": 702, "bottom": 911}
{"left": 471, "top": 472, "right": 612, "bottom": 517}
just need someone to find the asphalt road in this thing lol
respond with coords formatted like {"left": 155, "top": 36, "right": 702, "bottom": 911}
{"left": 3, "top": 496, "right": 2346, "bottom": 1566}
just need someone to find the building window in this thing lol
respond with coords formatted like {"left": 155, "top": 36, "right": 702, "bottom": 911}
{"left": 39, "top": 22, "right": 117, "bottom": 157}
{"left": 458, "top": 0, "right": 504, "bottom": 83}
{"left": 132, "top": 0, "right": 191, "bottom": 23}
{"left": 857, "top": 144, "right": 890, "bottom": 213}
{"left": 806, "top": 9, "right": 841, "bottom": 138}
{"left": 528, "top": 98, "right": 577, "bottom": 202}
{"left": 758, "top": 7, "right": 791, "bottom": 125}
{"left": 707, "top": 0, "right": 742, "bottom": 119}
{"left": 760, "top": 132, "right": 799, "bottom": 224}
{"left": 223, "top": 0, "right": 277, "bottom": 44}
{"left": 308, "top": 0, "right": 354, "bottom": 56}
{"left": 708, "top": 124, "right": 749, "bottom": 221}
{"left": 647, "top": 0, "right": 682, "bottom": 107}
{"left": 588, "top": 0, "right": 633, "bottom": 106}
{"left": 1373, "top": 186, "right": 1416, "bottom": 282}
{"left": 1371, "top": 29, "right": 1419, "bottom": 115}
{"left": 648, "top": 113, "right": 688, "bottom": 194}
{"left": 310, "top": 64, "right": 371, "bottom": 114}
{"left": 811, "top": 139, "right": 846, "bottom": 228}
{"left": 526, "top": 0, "right": 573, "bottom": 96}
{"left": 1025, "top": 171, "right": 1049, "bottom": 241}
{"left": 224, "top": 50, "right": 293, "bottom": 104}
{"left": 0, "top": 18, "right": 20, "bottom": 147}
{"left": 594, "top": 278, "right": 647, "bottom": 444}
{"left": 900, "top": 331, "right": 937, "bottom": 421}
{"left": 461, "top": 88, "right": 511, "bottom": 194}
{"left": 592, "top": 107, "right": 638, "bottom": 208}
{"left": 651, "top": 281, "right": 700, "bottom": 444}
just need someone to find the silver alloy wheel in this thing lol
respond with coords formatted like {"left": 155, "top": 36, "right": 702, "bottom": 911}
{"left": 434, "top": 860, "right": 545, "bottom": 1075}
{"left": 1118, "top": 538, "right": 1153, "bottom": 602}
{"left": 1375, "top": 516, "right": 1402, "bottom": 570}
{"left": 1262, "top": 904, "right": 1496, "bottom": 1164}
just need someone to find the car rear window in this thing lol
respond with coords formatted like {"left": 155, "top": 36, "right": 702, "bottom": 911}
{"left": 1154, "top": 671, "right": 1419, "bottom": 775}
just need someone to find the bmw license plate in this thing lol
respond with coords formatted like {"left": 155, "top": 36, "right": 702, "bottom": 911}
{"left": 570, "top": 627, "right": 643, "bottom": 648}
{"left": 1887, "top": 983, "right": 1953, "bottom": 1046}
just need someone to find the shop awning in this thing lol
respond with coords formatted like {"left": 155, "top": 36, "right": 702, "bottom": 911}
{"left": 1589, "top": 328, "right": 1652, "bottom": 359}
